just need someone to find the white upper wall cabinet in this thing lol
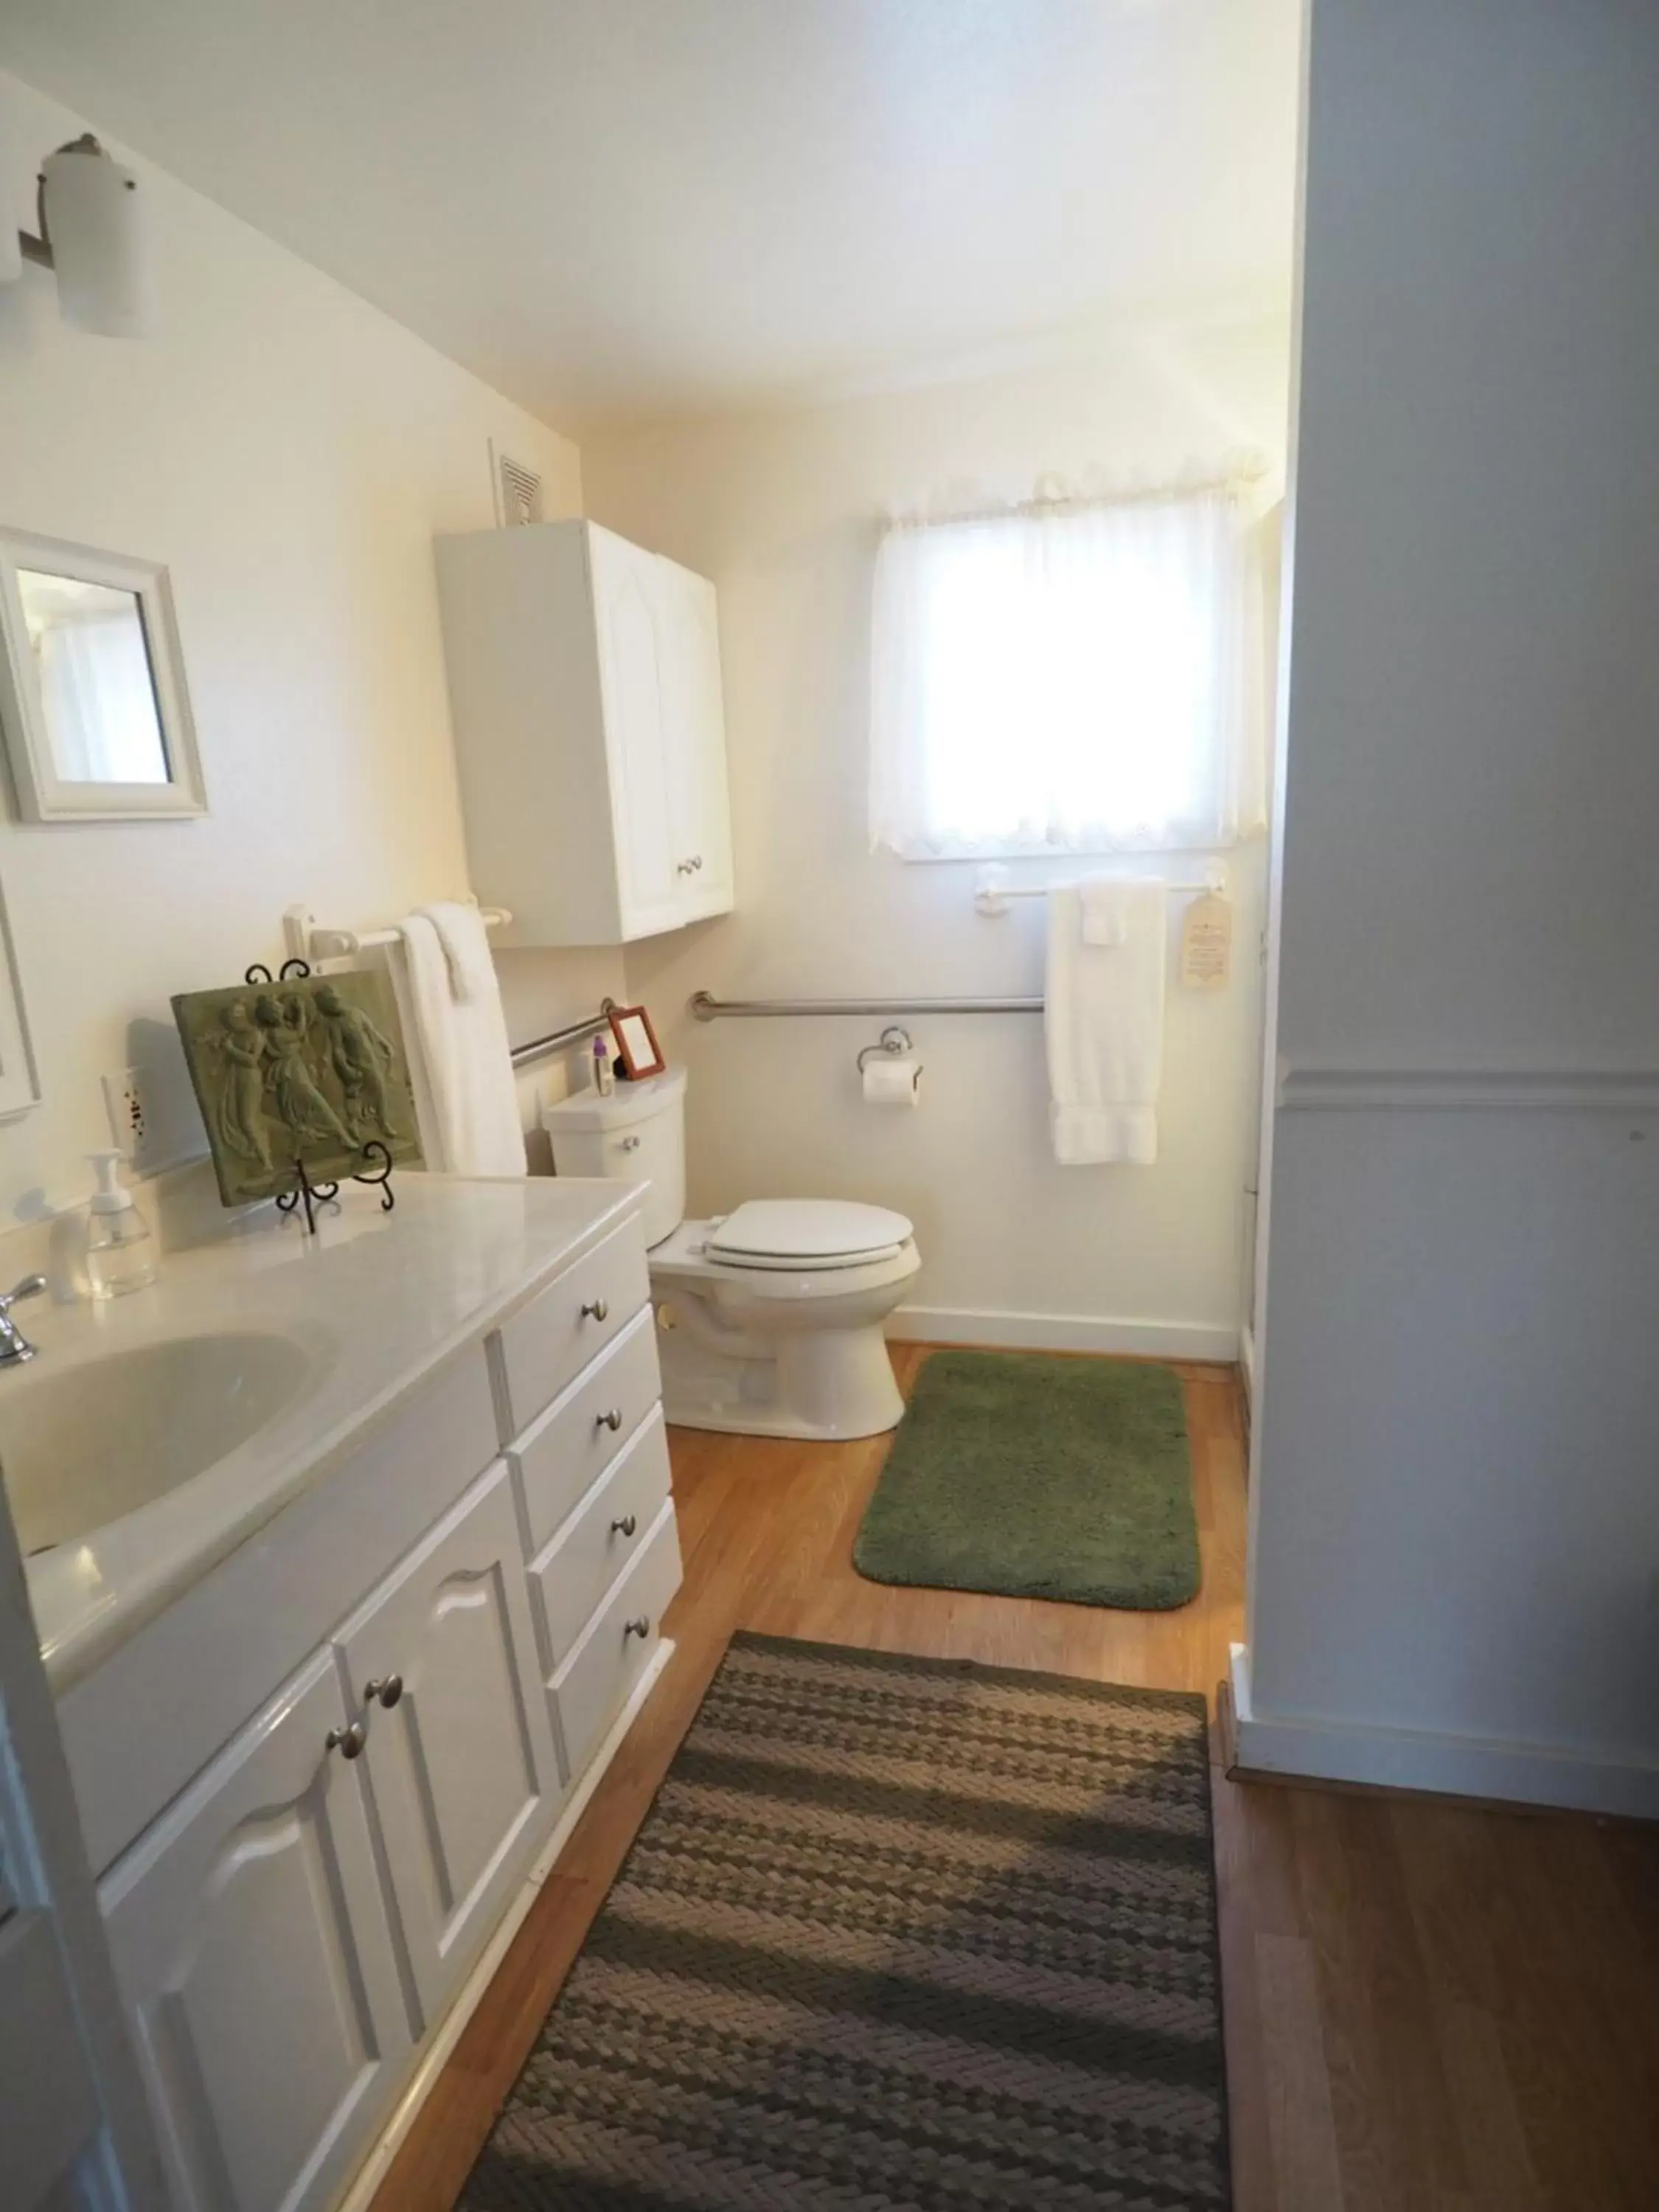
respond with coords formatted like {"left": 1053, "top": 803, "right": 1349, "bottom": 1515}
{"left": 436, "top": 520, "right": 734, "bottom": 945}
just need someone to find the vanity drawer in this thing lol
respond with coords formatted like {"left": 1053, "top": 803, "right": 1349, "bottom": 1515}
{"left": 550, "top": 1499, "right": 681, "bottom": 1785}
{"left": 528, "top": 1408, "right": 672, "bottom": 1669}
{"left": 509, "top": 1304, "right": 661, "bottom": 1556}
{"left": 493, "top": 1217, "right": 650, "bottom": 1436}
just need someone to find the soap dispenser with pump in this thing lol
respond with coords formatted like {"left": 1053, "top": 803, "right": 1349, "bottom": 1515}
{"left": 86, "top": 1150, "right": 159, "bottom": 1298}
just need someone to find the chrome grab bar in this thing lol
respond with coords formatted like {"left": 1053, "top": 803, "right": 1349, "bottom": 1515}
{"left": 509, "top": 999, "right": 619, "bottom": 1069}
{"left": 690, "top": 990, "right": 1042, "bottom": 1021}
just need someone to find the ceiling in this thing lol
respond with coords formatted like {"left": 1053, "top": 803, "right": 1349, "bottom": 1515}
{"left": 0, "top": 0, "right": 1301, "bottom": 435}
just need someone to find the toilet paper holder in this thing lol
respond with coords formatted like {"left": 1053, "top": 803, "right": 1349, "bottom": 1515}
{"left": 857, "top": 1025, "right": 914, "bottom": 1074}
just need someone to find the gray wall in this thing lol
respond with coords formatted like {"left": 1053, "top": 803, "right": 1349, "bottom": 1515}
{"left": 1245, "top": 0, "right": 1659, "bottom": 1813}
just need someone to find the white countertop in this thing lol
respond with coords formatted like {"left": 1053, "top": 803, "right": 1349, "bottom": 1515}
{"left": 14, "top": 1174, "right": 642, "bottom": 1691}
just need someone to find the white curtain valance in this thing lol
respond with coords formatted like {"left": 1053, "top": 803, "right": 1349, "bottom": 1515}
{"left": 868, "top": 478, "right": 1265, "bottom": 860}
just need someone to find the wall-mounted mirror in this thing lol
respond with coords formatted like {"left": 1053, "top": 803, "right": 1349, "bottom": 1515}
{"left": 0, "top": 529, "right": 206, "bottom": 821}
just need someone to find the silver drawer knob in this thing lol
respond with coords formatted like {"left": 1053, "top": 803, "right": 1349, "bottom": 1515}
{"left": 581, "top": 1297, "right": 609, "bottom": 1322}
{"left": 365, "top": 1674, "right": 403, "bottom": 1709}
{"left": 624, "top": 1615, "right": 650, "bottom": 1639}
{"left": 325, "top": 1721, "right": 366, "bottom": 1760}
{"left": 620, "top": 1135, "right": 641, "bottom": 1152}
{"left": 597, "top": 1408, "right": 623, "bottom": 1432}
{"left": 611, "top": 1513, "right": 638, "bottom": 1538}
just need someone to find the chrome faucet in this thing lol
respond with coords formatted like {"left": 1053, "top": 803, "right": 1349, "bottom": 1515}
{"left": 0, "top": 1276, "right": 46, "bottom": 1366}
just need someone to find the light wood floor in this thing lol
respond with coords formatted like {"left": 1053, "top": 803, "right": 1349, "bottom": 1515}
{"left": 371, "top": 1347, "right": 1659, "bottom": 2212}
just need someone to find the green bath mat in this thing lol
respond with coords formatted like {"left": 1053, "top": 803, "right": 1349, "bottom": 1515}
{"left": 853, "top": 1349, "right": 1200, "bottom": 1610}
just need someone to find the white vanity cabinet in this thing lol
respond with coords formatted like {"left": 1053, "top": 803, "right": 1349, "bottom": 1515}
{"left": 435, "top": 518, "right": 734, "bottom": 945}
{"left": 99, "top": 1651, "right": 412, "bottom": 2212}
{"left": 68, "top": 1196, "right": 682, "bottom": 2212}
{"left": 333, "top": 1459, "right": 558, "bottom": 2029}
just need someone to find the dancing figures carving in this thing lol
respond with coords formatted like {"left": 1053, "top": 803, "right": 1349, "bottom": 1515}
{"left": 174, "top": 970, "right": 422, "bottom": 1207}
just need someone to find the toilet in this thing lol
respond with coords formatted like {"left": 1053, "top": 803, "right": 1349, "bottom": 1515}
{"left": 542, "top": 1067, "right": 921, "bottom": 1439}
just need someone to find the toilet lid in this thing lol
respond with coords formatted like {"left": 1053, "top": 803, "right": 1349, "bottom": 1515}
{"left": 707, "top": 1199, "right": 913, "bottom": 1265}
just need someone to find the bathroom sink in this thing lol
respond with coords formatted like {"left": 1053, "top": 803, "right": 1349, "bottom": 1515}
{"left": 0, "top": 1332, "right": 315, "bottom": 1557}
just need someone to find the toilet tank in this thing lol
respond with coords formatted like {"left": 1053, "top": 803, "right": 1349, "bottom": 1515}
{"left": 540, "top": 1065, "right": 686, "bottom": 1248}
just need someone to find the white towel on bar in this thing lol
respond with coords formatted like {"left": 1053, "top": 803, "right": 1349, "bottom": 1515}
{"left": 1078, "top": 878, "right": 1133, "bottom": 947}
{"left": 1045, "top": 882, "right": 1166, "bottom": 1165}
{"left": 414, "top": 900, "right": 497, "bottom": 1004}
{"left": 391, "top": 908, "right": 526, "bottom": 1176}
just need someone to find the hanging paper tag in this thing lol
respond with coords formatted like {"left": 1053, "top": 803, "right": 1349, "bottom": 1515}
{"left": 1180, "top": 893, "right": 1233, "bottom": 990}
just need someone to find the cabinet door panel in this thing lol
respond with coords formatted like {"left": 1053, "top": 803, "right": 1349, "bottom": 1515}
{"left": 589, "top": 529, "right": 683, "bottom": 939}
{"left": 336, "top": 1461, "right": 560, "bottom": 2024}
{"left": 100, "top": 1653, "right": 409, "bottom": 2212}
{"left": 656, "top": 558, "right": 734, "bottom": 921}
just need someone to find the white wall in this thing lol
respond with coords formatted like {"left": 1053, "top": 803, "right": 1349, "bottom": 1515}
{"left": 0, "top": 71, "right": 616, "bottom": 1217}
{"left": 1239, "top": 0, "right": 1659, "bottom": 1815}
{"left": 586, "top": 331, "right": 1289, "bottom": 1352}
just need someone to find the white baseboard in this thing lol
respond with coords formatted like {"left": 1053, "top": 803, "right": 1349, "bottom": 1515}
{"left": 1228, "top": 1644, "right": 1659, "bottom": 1820}
{"left": 334, "top": 1637, "right": 677, "bottom": 2212}
{"left": 1239, "top": 1323, "right": 1257, "bottom": 1409}
{"left": 888, "top": 1304, "right": 1239, "bottom": 1363}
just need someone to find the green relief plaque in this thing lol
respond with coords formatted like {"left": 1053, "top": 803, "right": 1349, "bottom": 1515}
{"left": 173, "top": 970, "right": 423, "bottom": 1206}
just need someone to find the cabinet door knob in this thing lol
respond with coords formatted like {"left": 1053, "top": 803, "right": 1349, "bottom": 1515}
{"left": 692, "top": 855, "right": 703, "bottom": 870}
{"left": 624, "top": 1615, "right": 651, "bottom": 1639}
{"left": 365, "top": 1674, "right": 403, "bottom": 1709}
{"left": 581, "top": 1297, "right": 609, "bottom": 1322}
{"left": 597, "top": 1407, "right": 624, "bottom": 1432}
{"left": 326, "top": 1721, "right": 367, "bottom": 1760}
{"left": 620, "top": 1134, "right": 641, "bottom": 1152}
{"left": 611, "top": 1513, "right": 638, "bottom": 1538}
{"left": 677, "top": 858, "right": 695, "bottom": 874}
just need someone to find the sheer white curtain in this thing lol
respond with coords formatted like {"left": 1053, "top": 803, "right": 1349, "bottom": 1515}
{"left": 869, "top": 481, "right": 1263, "bottom": 858}
{"left": 32, "top": 611, "right": 165, "bottom": 782}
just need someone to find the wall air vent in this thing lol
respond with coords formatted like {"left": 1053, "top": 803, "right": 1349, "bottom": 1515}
{"left": 492, "top": 443, "right": 543, "bottom": 527}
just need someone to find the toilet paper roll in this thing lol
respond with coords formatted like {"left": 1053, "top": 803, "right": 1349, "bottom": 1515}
{"left": 863, "top": 1056, "right": 921, "bottom": 1107}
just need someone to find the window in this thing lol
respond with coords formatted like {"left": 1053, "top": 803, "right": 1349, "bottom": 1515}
{"left": 868, "top": 481, "right": 1262, "bottom": 859}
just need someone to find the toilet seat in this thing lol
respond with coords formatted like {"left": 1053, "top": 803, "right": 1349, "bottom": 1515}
{"left": 705, "top": 1198, "right": 914, "bottom": 1271}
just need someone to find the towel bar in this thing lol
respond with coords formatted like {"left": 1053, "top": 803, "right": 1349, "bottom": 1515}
{"left": 282, "top": 900, "right": 512, "bottom": 963}
{"left": 973, "top": 863, "right": 1225, "bottom": 916}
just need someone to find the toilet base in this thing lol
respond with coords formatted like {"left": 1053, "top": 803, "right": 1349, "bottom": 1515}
{"left": 655, "top": 1307, "right": 905, "bottom": 1441}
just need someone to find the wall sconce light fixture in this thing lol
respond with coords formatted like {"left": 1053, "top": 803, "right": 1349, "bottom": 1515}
{"left": 5, "top": 132, "right": 157, "bottom": 339}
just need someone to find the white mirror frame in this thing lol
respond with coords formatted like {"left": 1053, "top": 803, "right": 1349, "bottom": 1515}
{"left": 0, "top": 527, "right": 207, "bottom": 822}
{"left": 0, "top": 868, "right": 41, "bottom": 1119}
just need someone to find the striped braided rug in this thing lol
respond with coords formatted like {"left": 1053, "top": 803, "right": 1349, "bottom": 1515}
{"left": 460, "top": 1633, "right": 1230, "bottom": 2211}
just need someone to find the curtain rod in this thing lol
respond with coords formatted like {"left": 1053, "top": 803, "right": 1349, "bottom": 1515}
{"left": 883, "top": 463, "right": 1267, "bottom": 533}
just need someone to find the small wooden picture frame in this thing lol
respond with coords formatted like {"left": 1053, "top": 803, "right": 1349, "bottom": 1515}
{"left": 608, "top": 1003, "right": 667, "bottom": 1081}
